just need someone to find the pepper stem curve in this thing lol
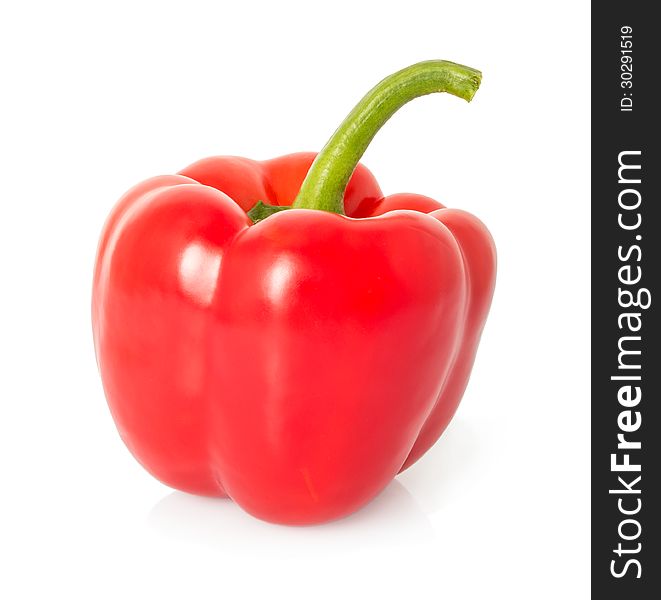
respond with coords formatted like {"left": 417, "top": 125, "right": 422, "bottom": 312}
{"left": 292, "top": 60, "right": 482, "bottom": 214}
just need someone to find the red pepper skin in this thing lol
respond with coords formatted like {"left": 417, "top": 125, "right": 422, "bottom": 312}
{"left": 92, "top": 152, "right": 495, "bottom": 524}
{"left": 180, "top": 152, "right": 382, "bottom": 217}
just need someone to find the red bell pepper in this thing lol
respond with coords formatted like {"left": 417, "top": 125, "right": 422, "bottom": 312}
{"left": 92, "top": 60, "right": 496, "bottom": 525}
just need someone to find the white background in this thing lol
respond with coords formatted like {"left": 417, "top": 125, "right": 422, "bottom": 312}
{"left": 0, "top": 1, "right": 590, "bottom": 598}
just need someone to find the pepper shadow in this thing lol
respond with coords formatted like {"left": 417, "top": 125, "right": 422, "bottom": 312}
{"left": 148, "top": 478, "right": 433, "bottom": 556}
{"left": 397, "top": 417, "right": 482, "bottom": 515}
{"left": 147, "top": 417, "right": 479, "bottom": 553}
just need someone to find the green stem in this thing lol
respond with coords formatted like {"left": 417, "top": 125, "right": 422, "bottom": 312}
{"left": 247, "top": 201, "right": 291, "bottom": 224}
{"left": 292, "top": 60, "right": 482, "bottom": 214}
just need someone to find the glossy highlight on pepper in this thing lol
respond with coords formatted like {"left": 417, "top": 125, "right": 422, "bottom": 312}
{"left": 92, "top": 60, "right": 496, "bottom": 525}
